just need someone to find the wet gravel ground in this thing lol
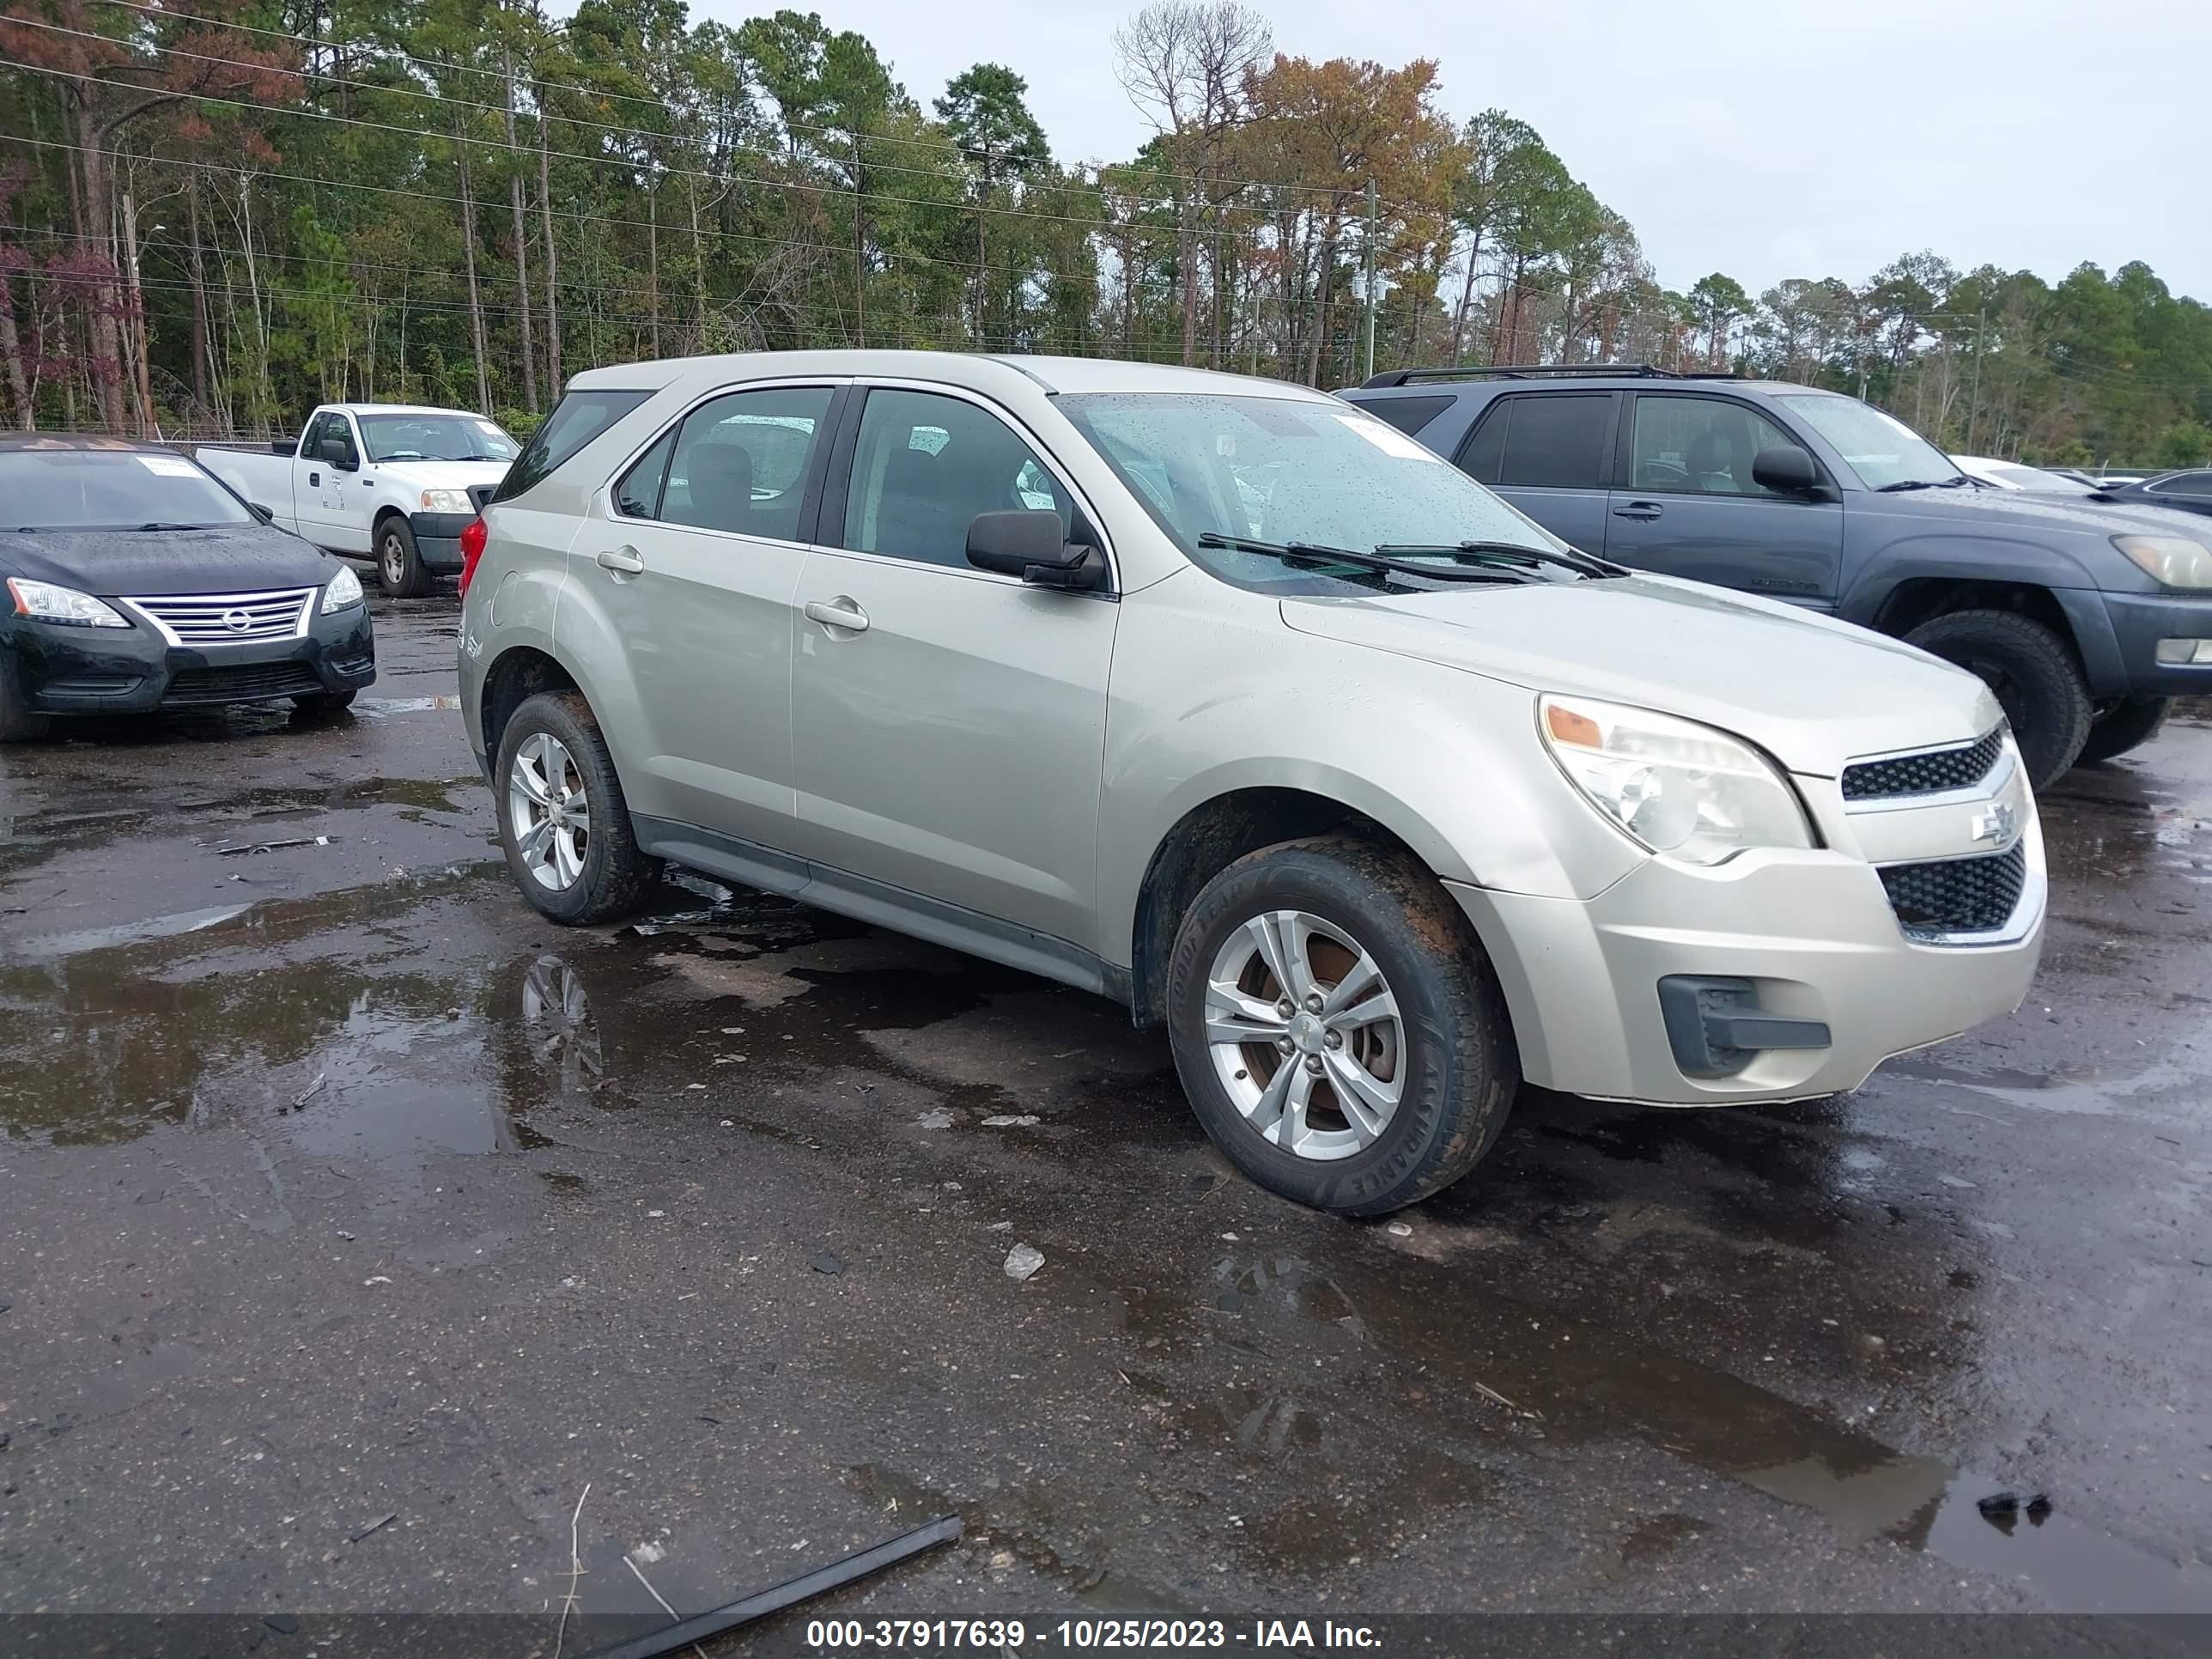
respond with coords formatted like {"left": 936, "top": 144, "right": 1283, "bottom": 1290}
{"left": 0, "top": 595, "right": 2209, "bottom": 1647}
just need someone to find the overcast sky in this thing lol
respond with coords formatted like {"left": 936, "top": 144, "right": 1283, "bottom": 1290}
{"left": 691, "top": 0, "right": 2208, "bottom": 303}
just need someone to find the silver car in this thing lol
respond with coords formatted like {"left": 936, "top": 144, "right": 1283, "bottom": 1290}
{"left": 457, "top": 352, "right": 2045, "bottom": 1215}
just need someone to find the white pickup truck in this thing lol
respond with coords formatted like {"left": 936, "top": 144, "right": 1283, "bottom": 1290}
{"left": 194, "top": 404, "right": 518, "bottom": 596}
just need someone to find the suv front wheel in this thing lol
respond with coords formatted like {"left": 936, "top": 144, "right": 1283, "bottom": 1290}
{"left": 1902, "top": 610, "right": 2091, "bottom": 790}
{"left": 1165, "top": 836, "right": 1518, "bottom": 1217}
{"left": 494, "top": 690, "right": 659, "bottom": 924}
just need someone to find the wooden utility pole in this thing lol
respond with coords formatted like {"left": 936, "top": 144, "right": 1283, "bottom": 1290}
{"left": 502, "top": 49, "right": 538, "bottom": 413}
{"left": 455, "top": 120, "right": 490, "bottom": 415}
{"left": 1361, "top": 178, "right": 1377, "bottom": 385}
{"left": 537, "top": 77, "right": 560, "bottom": 391}
{"left": 851, "top": 128, "right": 866, "bottom": 349}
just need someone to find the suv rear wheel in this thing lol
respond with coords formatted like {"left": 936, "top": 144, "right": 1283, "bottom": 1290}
{"left": 1165, "top": 836, "right": 1517, "bottom": 1216}
{"left": 1902, "top": 610, "right": 2091, "bottom": 790}
{"left": 494, "top": 690, "right": 658, "bottom": 924}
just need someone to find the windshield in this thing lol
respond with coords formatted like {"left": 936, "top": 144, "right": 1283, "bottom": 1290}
{"left": 0, "top": 449, "right": 255, "bottom": 531}
{"left": 1058, "top": 392, "right": 1579, "bottom": 594}
{"left": 360, "top": 413, "right": 518, "bottom": 464}
{"left": 1773, "top": 394, "right": 1962, "bottom": 490}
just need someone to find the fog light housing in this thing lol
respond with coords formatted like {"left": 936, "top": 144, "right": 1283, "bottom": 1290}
{"left": 2155, "top": 637, "right": 2212, "bottom": 665}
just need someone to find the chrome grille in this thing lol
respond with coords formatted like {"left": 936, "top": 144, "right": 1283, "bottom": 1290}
{"left": 1841, "top": 728, "right": 2005, "bottom": 801}
{"left": 126, "top": 587, "right": 314, "bottom": 645}
{"left": 1879, "top": 844, "right": 2028, "bottom": 939}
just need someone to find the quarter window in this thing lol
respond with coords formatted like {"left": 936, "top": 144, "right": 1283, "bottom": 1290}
{"left": 659, "top": 386, "right": 834, "bottom": 540}
{"left": 842, "top": 389, "right": 1071, "bottom": 568}
{"left": 1631, "top": 395, "right": 1808, "bottom": 496}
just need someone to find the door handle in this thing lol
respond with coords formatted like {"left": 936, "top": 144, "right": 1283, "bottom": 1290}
{"left": 307, "top": 471, "right": 321, "bottom": 487}
{"left": 595, "top": 546, "right": 646, "bottom": 576}
{"left": 805, "top": 598, "right": 869, "bottom": 635}
{"left": 1612, "top": 501, "right": 1663, "bottom": 521}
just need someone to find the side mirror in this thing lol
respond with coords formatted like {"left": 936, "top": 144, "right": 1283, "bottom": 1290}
{"left": 965, "top": 510, "right": 1102, "bottom": 590}
{"left": 246, "top": 501, "right": 275, "bottom": 524}
{"left": 1752, "top": 446, "right": 1822, "bottom": 495}
{"left": 319, "top": 435, "right": 357, "bottom": 470}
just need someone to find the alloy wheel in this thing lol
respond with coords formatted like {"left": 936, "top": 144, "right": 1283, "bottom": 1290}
{"left": 507, "top": 732, "right": 591, "bottom": 890}
{"left": 1204, "top": 908, "right": 1404, "bottom": 1161}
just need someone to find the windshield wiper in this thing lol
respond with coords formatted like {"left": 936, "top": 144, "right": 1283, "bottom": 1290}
{"left": 1877, "top": 477, "right": 1973, "bottom": 493}
{"left": 1372, "top": 538, "right": 1615, "bottom": 579}
{"left": 134, "top": 521, "right": 210, "bottom": 531}
{"left": 1195, "top": 532, "right": 1533, "bottom": 585}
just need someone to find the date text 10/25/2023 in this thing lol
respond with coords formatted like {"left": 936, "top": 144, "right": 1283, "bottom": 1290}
{"left": 805, "top": 1619, "right": 1384, "bottom": 1650}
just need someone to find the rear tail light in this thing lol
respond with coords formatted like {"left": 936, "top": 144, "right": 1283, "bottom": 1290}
{"left": 457, "top": 516, "right": 489, "bottom": 598}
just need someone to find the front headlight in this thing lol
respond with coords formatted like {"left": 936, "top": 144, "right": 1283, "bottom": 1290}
{"left": 420, "top": 489, "right": 475, "bottom": 514}
{"left": 322, "top": 564, "right": 364, "bottom": 613}
{"left": 7, "top": 577, "right": 130, "bottom": 628}
{"left": 1539, "top": 695, "right": 1814, "bottom": 866}
{"left": 2113, "top": 535, "right": 2212, "bottom": 589}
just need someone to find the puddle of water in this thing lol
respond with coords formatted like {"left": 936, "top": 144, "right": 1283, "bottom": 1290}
{"left": 1131, "top": 1243, "right": 2212, "bottom": 1613}
{"left": 356, "top": 695, "right": 464, "bottom": 716}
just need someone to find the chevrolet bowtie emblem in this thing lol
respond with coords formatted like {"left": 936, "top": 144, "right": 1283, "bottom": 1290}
{"left": 1970, "top": 801, "right": 2019, "bottom": 846}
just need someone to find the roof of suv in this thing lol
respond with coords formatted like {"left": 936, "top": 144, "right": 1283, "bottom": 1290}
{"left": 568, "top": 349, "right": 1335, "bottom": 402}
{"left": 1349, "top": 368, "right": 1823, "bottom": 400}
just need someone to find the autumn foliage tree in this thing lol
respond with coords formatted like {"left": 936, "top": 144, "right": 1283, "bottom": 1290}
{"left": 0, "top": 0, "right": 295, "bottom": 428}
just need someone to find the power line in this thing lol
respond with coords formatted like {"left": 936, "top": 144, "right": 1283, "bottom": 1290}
{"left": 84, "top": 0, "right": 1382, "bottom": 207}
{"left": 3, "top": 44, "right": 1388, "bottom": 263}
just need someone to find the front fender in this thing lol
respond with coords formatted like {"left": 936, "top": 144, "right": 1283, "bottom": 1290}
{"left": 1094, "top": 580, "right": 1644, "bottom": 969}
{"left": 1838, "top": 532, "right": 2103, "bottom": 629}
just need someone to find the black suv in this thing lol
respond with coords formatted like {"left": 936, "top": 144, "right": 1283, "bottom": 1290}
{"left": 1342, "top": 365, "right": 2212, "bottom": 787}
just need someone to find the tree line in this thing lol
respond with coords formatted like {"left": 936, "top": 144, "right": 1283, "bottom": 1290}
{"left": 1, "top": 0, "right": 2207, "bottom": 468}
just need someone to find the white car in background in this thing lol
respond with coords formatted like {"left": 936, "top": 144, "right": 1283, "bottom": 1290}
{"left": 1949, "top": 454, "right": 2094, "bottom": 495}
{"left": 196, "top": 404, "right": 518, "bottom": 596}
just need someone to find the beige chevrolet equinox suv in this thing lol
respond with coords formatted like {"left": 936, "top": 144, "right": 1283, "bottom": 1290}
{"left": 457, "top": 351, "right": 2045, "bottom": 1215}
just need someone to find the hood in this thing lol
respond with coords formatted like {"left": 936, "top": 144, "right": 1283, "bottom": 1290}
{"left": 368, "top": 459, "right": 511, "bottom": 490}
{"left": 0, "top": 523, "right": 347, "bottom": 598}
{"left": 1862, "top": 482, "right": 2212, "bottom": 550}
{"left": 1280, "top": 575, "right": 2001, "bottom": 778}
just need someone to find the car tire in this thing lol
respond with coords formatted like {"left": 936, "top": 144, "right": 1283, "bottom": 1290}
{"left": 493, "top": 690, "right": 658, "bottom": 926}
{"left": 1164, "top": 834, "right": 1519, "bottom": 1217}
{"left": 1902, "top": 610, "right": 2091, "bottom": 790}
{"left": 376, "top": 516, "right": 432, "bottom": 598}
{"left": 0, "top": 653, "right": 52, "bottom": 742}
{"left": 2075, "top": 696, "right": 2169, "bottom": 766}
{"left": 291, "top": 688, "right": 358, "bottom": 718}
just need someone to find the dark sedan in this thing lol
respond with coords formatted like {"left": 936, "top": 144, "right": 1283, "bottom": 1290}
{"left": 2092, "top": 467, "right": 2212, "bottom": 520}
{"left": 0, "top": 434, "right": 375, "bottom": 741}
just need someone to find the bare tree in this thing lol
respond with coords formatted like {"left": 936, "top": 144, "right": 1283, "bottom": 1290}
{"left": 1113, "top": 0, "right": 1269, "bottom": 365}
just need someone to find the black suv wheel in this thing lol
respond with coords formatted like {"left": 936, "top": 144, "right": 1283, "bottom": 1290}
{"left": 1903, "top": 610, "right": 2091, "bottom": 789}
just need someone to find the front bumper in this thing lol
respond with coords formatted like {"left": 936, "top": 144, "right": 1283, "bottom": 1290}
{"left": 8, "top": 604, "right": 376, "bottom": 714}
{"left": 410, "top": 511, "right": 476, "bottom": 572}
{"left": 2093, "top": 589, "right": 2212, "bottom": 696}
{"left": 1448, "top": 745, "right": 2045, "bottom": 1106}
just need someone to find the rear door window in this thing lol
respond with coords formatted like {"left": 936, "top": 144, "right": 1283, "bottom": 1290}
{"left": 1495, "top": 394, "right": 1616, "bottom": 489}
